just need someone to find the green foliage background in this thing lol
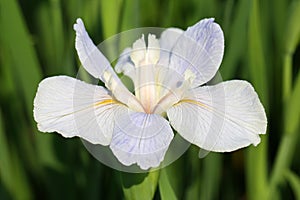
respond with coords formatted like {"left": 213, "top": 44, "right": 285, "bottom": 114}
{"left": 0, "top": 0, "right": 300, "bottom": 199}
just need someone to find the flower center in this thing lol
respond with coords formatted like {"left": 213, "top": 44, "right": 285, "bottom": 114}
{"left": 113, "top": 34, "right": 195, "bottom": 114}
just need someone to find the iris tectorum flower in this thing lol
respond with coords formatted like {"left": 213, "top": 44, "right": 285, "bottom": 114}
{"left": 33, "top": 18, "right": 267, "bottom": 170}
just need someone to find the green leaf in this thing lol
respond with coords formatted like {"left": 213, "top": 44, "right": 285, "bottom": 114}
{"left": 49, "top": 0, "right": 64, "bottom": 68}
{"left": 0, "top": 0, "right": 61, "bottom": 169}
{"left": 159, "top": 168, "right": 177, "bottom": 200}
{"left": 36, "top": 0, "right": 68, "bottom": 74}
{"left": 160, "top": 156, "right": 185, "bottom": 198}
{"left": 273, "top": 0, "right": 288, "bottom": 46}
{"left": 247, "top": 0, "right": 268, "bottom": 104}
{"left": 121, "top": 0, "right": 140, "bottom": 30}
{"left": 184, "top": 147, "right": 201, "bottom": 200}
{"left": 100, "top": 0, "right": 123, "bottom": 38}
{"left": 0, "top": 110, "right": 33, "bottom": 200}
{"left": 99, "top": 0, "right": 124, "bottom": 61}
{"left": 220, "top": 0, "right": 251, "bottom": 79}
{"left": 285, "top": 170, "right": 300, "bottom": 200}
{"left": 269, "top": 73, "right": 300, "bottom": 188}
{"left": 282, "top": 0, "right": 300, "bottom": 101}
{"left": 246, "top": 0, "right": 269, "bottom": 199}
{"left": 285, "top": 72, "right": 300, "bottom": 133}
{"left": 0, "top": 0, "right": 42, "bottom": 110}
{"left": 283, "top": 0, "right": 300, "bottom": 55}
{"left": 121, "top": 170, "right": 159, "bottom": 200}
{"left": 200, "top": 154, "right": 222, "bottom": 200}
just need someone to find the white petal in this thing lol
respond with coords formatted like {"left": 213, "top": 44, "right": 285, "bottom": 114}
{"left": 147, "top": 34, "right": 160, "bottom": 64}
{"left": 73, "top": 18, "right": 119, "bottom": 83}
{"left": 167, "top": 80, "right": 267, "bottom": 152}
{"left": 130, "top": 34, "right": 146, "bottom": 66}
{"left": 159, "top": 28, "right": 184, "bottom": 67}
{"left": 73, "top": 19, "right": 144, "bottom": 112}
{"left": 115, "top": 47, "right": 135, "bottom": 76}
{"left": 34, "top": 76, "right": 124, "bottom": 145}
{"left": 116, "top": 29, "right": 184, "bottom": 75}
{"left": 110, "top": 109, "right": 174, "bottom": 170}
{"left": 169, "top": 18, "right": 224, "bottom": 87}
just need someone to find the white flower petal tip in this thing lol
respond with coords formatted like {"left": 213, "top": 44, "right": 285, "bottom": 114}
{"left": 33, "top": 76, "right": 123, "bottom": 146}
{"left": 130, "top": 34, "right": 146, "bottom": 65}
{"left": 73, "top": 17, "right": 118, "bottom": 84}
{"left": 73, "top": 18, "right": 84, "bottom": 34}
{"left": 109, "top": 111, "right": 174, "bottom": 170}
{"left": 130, "top": 34, "right": 160, "bottom": 67}
{"left": 167, "top": 80, "right": 267, "bottom": 152}
{"left": 147, "top": 34, "right": 160, "bottom": 63}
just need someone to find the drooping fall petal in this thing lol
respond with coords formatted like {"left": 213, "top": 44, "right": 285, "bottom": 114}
{"left": 167, "top": 80, "right": 267, "bottom": 152}
{"left": 34, "top": 76, "right": 124, "bottom": 145}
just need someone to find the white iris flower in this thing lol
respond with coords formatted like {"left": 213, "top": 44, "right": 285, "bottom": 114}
{"left": 33, "top": 18, "right": 267, "bottom": 170}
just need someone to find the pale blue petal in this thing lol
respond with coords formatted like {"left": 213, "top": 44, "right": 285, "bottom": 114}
{"left": 73, "top": 18, "right": 119, "bottom": 82}
{"left": 110, "top": 109, "right": 174, "bottom": 170}
{"left": 169, "top": 18, "right": 224, "bottom": 87}
{"left": 74, "top": 19, "right": 144, "bottom": 112}
{"left": 158, "top": 28, "right": 184, "bottom": 67}
{"left": 115, "top": 47, "right": 135, "bottom": 81}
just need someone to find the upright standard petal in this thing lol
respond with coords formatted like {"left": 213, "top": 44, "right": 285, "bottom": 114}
{"left": 115, "top": 29, "right": 184, "bottom": 74}
{"left": 74, "top": 19, "right": 144, "bottom": 112}
{"left": 73, "top": 18, "right": 119, "bottom": 83}
{"left": 115, "top": 47, "right": 135, "bottom": 78}
{"left": 34, "top": 76, "right": 124, "bottom": 145}
{"left": 110, "top": 109, "right": 174, "bottom": 170}
{"left": 169, "top": 18, "right": 224, "bottom": 87}
{"left": 167, "top": 80, "right": 267, "bottom": 152}
{"left": 130, "top": 34, "right": 147, "bottom": 66}
{"left": 158, "top": 28, "right": 184, "bottom": 67}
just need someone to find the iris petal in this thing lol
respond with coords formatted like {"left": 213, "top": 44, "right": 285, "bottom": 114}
{"left": 159, "top": 28, "right": 184, "bottom": 67}
{"left": 169, "top": 18, "right": 224, "bottom": 87}
{"left": 74, "top": 18, "right": 143, "bottom": 112}
{"left": 110, "top": 109, "right": 173, "bottom": 169}
{"left": 167, "top": 80, "right": 267, "bottom": 152}
{"left": 73, "top": 18, "right": 117, "bottom": 82}
{"left": 34, "top": 76, "right": 123, "bottom": 145}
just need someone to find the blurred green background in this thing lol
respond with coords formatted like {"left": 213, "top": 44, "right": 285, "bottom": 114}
{"left": 0, "top": 0, "right": 299, "bottom": 199}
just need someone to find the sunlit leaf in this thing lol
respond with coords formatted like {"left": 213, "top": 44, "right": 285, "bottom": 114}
{"left": 100, "top": 0, "right": 123, "bottom": 38}
{"left": 121, "top": 171, "right": 159, "bottom": 200}
{"left": 159, "top": 168, "right": 177, "bottom": 200}
{"left": 246, "top": 0, "right": 268, "bottom": 199}
{"left": 283, "top": 0, "right": 300, "bottom": 55}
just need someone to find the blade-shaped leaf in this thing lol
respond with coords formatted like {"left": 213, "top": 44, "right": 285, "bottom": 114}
{"left": 0, "top": 0, "right": 61, "bottom": 169}
{"left": 100, "top": 0, "right": 123, "bottom": 38}
{"left": 0, "top": 110, "right": 33, "bottom": 200}
{"left": 246, "top": 0, "right": 269, "bottom": 199}
{"left": 285, "top": 170, "right": 300, "bottom": 200}
{"left": 200, "top": 154, "right": 222, "bottom": 200}
{"left": 121, "top": 171, "right": 159, "bottom": 200}
{"left": 159, "top": 168, "right": 177, "bottom": 200}
{"left": 220, "top": 0, "right": 251, "bottom": 79}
